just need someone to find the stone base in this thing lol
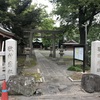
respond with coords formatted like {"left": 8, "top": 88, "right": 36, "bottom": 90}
{"left": 57, "top": 59, "right": 65, "bottom": 65}
{"left": 57, "top": 61, "right": 65, "bottom": 65}
{"left": 51, "top": 58, "right": 57, "bottom": 61}
{"left": 2, "top": 75, "right": 42, "bottom": 96}
{"left": 0, "top": 97, "right": 17, "bottom": 100}
{"left": 49, "top": 54, "right": 52, "bottom": 57}
{"left": 81, "top": 74, "right": 100, "bottom": 93}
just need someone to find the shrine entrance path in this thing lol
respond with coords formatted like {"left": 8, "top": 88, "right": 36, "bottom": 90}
{"left": 15, "top": 49, "right": 100, "bottom": 100}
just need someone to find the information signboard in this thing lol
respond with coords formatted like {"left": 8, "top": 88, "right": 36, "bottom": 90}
{"left": 75, "top": 47, "right": 84, "bottom": 61}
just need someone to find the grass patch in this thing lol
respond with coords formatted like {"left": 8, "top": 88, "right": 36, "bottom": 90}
{"left": 67, "top": 65, "right": 90, "bottom": 72}
{"left": 63, "top": 56, "right": 73, "bottom": 59}
{"left": 69, "top": 72, "right": 83, "bottom": 80}
{"left": 22, "top": 72, "right": 42, "bottom": 81}
{"left": 18, "top": 56, "right": 25, "bottom": 66}
{"left": 18, "top": 55, "right": 37, "bottom": 68}
{"left": 68, "top": 65, "right": 82, "bottom": 72}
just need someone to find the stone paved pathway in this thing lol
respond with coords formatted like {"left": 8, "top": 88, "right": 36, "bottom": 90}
{"left": 15, "top": 49, "right": 100, "bottom": 100}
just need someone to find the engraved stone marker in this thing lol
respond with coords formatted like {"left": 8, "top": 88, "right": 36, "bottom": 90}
{"left": 91, "top": 40, "right": 100, "bottom": 75}
{"left": 5, "top": 39, "right": 17, "bottom": 81}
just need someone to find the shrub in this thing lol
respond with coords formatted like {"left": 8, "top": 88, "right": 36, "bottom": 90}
{"left": 67, "top": 65, "right": 82, "bottom": 72}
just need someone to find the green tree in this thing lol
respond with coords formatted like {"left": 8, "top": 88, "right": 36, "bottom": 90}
{"left": 51, "top": 0, "right": 100, "bottom": 44}
{"left": 59, "top": 24, "right": 79, "bottom": 42}
{"left": 0, "top": 0, "right": 45, "bottom": 39}
{"left": 0, "top": 0, "right": 10, "bottom": 28}
{"left": 9, "top": 0, "right": 43, "bottom": 38}
{"left": 40, "top": 18, "right": 55, "bottom": 49}
{"left": 40, "top": 18, "right": 54, "bottom": 30}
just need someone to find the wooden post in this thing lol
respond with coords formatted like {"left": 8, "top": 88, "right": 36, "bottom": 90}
{"left": 73, "top": 46, "right": 75, "bottom": 66}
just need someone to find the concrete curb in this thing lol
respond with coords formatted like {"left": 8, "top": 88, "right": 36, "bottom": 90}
{"left": 68, "top": 76, "right": 81, "bottom": 82}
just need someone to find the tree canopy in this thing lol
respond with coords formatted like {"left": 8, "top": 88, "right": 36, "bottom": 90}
{"left": 0, "top": 0, "right": 49, "bottom": 39}
{"left": 51, "top": 0, "right": 100, "bottom": 44}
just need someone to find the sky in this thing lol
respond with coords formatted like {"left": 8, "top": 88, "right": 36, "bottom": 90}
{"left": 32, "top": 0, "right": 53, "bottom": 14}
{"left": 32, "top": 0, "right": 60, "bottom": 27}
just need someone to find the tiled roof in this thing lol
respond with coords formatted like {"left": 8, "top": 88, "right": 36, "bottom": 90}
{"left": 0, "top": 27, "right": 15, "bottom": 38}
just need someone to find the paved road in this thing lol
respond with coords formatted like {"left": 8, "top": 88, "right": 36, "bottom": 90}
{"left": 15, "top": 50, "right": 100, "bottom": 100}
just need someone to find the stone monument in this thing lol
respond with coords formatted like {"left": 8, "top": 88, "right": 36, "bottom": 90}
{"left": 91, "top": 40, "right": 100, "bottom": 75}
{"left": 5, "top": 39, "right": 17, "bottom": 81}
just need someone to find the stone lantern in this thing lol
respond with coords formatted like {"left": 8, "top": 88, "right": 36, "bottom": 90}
{"left": 58, "top": 45, "right": 65, "bottom": 64}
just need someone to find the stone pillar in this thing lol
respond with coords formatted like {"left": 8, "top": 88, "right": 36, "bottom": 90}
{"left": 5, "top": 39, "right": 17, "bottom": 81}
{"left": 0, "top": 41, "right": 5, "bottom": 80}
{"left": 0, "top": 52, "right": 5, "bottom": 80}
{"left": 91, "top": 40, "right": 100, "bottom": 75}
{"left": 49, "top": 46, "right": 53, "bottom": 57}
{"left": 29, "top": 31, "right": 33, "bottom": 57}
{"left": 52, "top": 33, "right": 56, "bottom": 58}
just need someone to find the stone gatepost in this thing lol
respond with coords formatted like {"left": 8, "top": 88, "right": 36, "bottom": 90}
{"left": 5, "top": 39, "right": 17, "bottom": 81}
{"left": 0, "top": 41, "right": 5, "bottom": 80}
{"left": 91, "top": 40, "right": 100, "bottom": 75}
{"left": 49, "top": 46, "right": 53, "bottom": 57}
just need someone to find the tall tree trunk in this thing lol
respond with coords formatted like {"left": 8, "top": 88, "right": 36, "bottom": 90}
{"left": 79, "top": 6, "right": 88, "bottom": 71}
{"left": 79, "top": 6, "right": 86, "bottom": 44}
{"left": 79, "top": 26, "right": 86, "bottom": 44}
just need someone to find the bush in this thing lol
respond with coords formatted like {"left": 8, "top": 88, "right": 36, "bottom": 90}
{"left": 67, "top": 65, "right": 90, "bottom": 72}
{"left": 67, "top": 65, "right": 82, "bottom": 72}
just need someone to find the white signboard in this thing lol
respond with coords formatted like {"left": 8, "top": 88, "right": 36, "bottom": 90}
{"left": 5, "top": 39, "right": 17, "bottom": 81}
{"left": 75, "top": 47, "right": 84, "bottom": 61}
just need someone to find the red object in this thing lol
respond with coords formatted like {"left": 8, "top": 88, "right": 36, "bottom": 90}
{"left": 1, "top": 80, "right": 8, "bottom": 100}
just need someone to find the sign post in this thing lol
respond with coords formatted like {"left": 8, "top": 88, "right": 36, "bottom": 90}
{"left": 73, "top": 45, "right": 85, "bottom": 72}
{"left": 5, "top": 39, "right": 17, "bottom": 81}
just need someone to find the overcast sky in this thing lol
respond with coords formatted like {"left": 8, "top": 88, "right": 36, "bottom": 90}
{"left": 32, "top": 0, "right": 60, "bottom": 27}
{"left": 32, "top": 0, "right": 53, "bottom": 14}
